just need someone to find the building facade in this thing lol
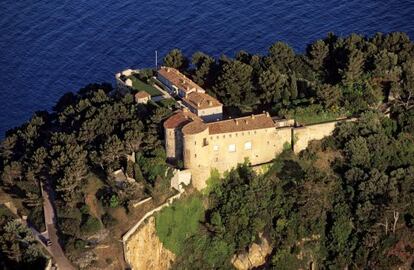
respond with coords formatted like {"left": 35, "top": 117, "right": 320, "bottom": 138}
{"left": 157, "top": 66, "right": 223, "bottom": 121}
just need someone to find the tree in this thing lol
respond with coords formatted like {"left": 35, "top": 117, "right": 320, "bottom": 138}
{"left": 341, "top": 49, "right": 365, "bottom": 84}
{"left": 163, "top": 49, "right": 189, "bottom": 71}
{"left": 306, "top": 39, "right": 329, "bottom": 74}
{"left": 391, "top": 60, "right": 414, "bottom": 110}
{"left": 289, "top": 73, "right": 298, "bottom": 100}
{"left": 191, "top": 52, "right": 217, "bottom": 88}
{"left": 258, "top": 70, "right": 285, "bottom": 104}
{"left": 316, "top": 83, "right": 342, "bottom": 109}
{"left": 266, "top": 42, "right": 295, "bottom": 73}
{"left": 213, "top": 60, "right": 256, "bottom": 111}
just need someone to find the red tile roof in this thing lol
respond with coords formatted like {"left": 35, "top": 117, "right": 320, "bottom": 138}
{"left": 182, "top": 92, "right": 222, "bottom": 110}
{"left": 158, "top": 66, "right": 204, "bottom": 93}
{"left": 207, "top": 113, "right": 274, "bottom": 134}
{"left": 135, "top": 90, "right": 151, "bottom": 99}
{"left": 163, "top": 110, "right": 201, "bottom": 129}
{"left": 182, "top": 120, "right": 207, "bottom": 135}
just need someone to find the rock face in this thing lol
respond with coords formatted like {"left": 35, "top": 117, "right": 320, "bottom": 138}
{"left": 125, "top": 216, "right": 175, "bottom": 270}
{"left": 231, "top": 235, "right": 272, "bottom": 270}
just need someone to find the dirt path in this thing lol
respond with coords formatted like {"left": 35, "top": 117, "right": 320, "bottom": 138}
{"left": 85, "top": 194, "right": 101, "bottom": 219}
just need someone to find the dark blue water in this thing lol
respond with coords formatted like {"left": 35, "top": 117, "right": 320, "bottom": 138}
{"left": 1, "top": 0, "right": 413, "bottom": 137}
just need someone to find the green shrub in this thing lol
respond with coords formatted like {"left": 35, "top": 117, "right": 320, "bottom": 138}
{"left": 81, "top": 215, "right": 102, "bottom": 234}
{"left": 28, "top": 206, "right": 45, "bottom": 232}
{"left": 109, "top": 195, "right": 119, "bottom": 208}
{"left": 74, "top": 239, "right": 86, "bottom": 250}
{"left": 203, "top": 169, "right": 221, "bottom": 195}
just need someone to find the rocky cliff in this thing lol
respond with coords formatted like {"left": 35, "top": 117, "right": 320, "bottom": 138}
{"left": 231, "top": 235, "right": 272, "bottom": 270}
{"left": 124, "top": 216, "right": 175, "bottom": 270}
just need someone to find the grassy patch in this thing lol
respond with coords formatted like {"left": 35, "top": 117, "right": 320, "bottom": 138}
{"left": 128, "top": 75, "right": 162, "bottom": 96}
{"left": 280, "top": 104, "right": 349, "bottom": 125}
{"left": 84, "top": 174, "right": 105, "bottom": 219}
{"left": 155, "top": 196, "right": 204, "bottom": 254}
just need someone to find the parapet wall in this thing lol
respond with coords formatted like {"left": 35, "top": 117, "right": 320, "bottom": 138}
{"left": 292, "top": 118, "right": 356, "bottom": 153}
{"left": 292, "top": 121, "right": 338, "bottom": 153}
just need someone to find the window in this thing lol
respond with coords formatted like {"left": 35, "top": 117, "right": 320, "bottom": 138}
{"left": 203, "top": 138, "right": 208, "bottom": 146}
{"left": 228, "top": 144, "right": 236, "bottom": 152}
{"left": 194, "top": 154, "right": 197, "bottom": 158}
{"left": 213, "top": 145, "right": 219, "bottom": 151}
{"left": 244, "top": 141, "right": 252, "bottom": 150}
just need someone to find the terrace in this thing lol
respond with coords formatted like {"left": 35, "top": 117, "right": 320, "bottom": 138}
{"left": 116, "top": 69, "right": 163, "bottom": 98}
{"left": 127, "top": 75, "right": 162, "bottom": 97}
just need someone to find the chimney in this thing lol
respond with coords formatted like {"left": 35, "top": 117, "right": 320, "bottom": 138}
{"left": 166, "top": 68, "right": 170, "bottom": 72}
{"left": 235, "top": 119, "right": 239, "bottom": 125}
{"left": 251, "top": 114, "right": 255, "bottom": 119}
{"left": 266, "top": 111, "right": 270, "bottom": 117}
{"left": 208, "top": 100, "right": 212, "bottom": 106}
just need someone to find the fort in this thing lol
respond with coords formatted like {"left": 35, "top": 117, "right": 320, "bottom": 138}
{"left": 156, "top": 67, "right": 353, "bottom": 190}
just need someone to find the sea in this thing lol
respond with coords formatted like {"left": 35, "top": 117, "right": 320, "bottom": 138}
{"left": 1, "top": 0, "right": 413, "bottom": 137}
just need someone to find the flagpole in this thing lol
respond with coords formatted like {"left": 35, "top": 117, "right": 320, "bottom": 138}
{"left": 155, "top": 50, "right": 158, "bottom": 70}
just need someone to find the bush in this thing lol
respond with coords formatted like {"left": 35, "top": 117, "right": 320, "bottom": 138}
{"left": 81, "top": 215, "right": 102, "bottom": 234}
{"left": 74, "top": 239, "right": 86, "bottom": 250}
{"left": 203, "top": 169, "right": 221, "bottom": 195}
{"left": 28, "top": 206, "right": 45, "bottom": 232}
{"left": 109, "top": 195, "right": 119, "bottom": 208}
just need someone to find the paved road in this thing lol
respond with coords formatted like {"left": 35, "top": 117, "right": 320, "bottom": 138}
{"left": 41, "top": 182, "right": 76, "bottom": 270}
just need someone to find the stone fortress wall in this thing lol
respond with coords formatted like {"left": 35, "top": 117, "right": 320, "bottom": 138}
{"left": 168, "top": 114, "right": 354, "bottom": 190}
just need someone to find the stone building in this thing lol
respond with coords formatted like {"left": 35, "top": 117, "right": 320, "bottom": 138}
{"left": 157, "top": 66, "right": 223, "bottom": 121}
{"left": 164, "top": 110, "right": 296, "bottom": 189}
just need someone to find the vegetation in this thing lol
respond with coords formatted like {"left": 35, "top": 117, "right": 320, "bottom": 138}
{"left": 0, "top": 83, "right": 175, "bottom": 263}
{"left": 0, "top": 205, "right": 46, "bottom": 269}
{"left": 155, "top": 195, "right": 204, "bottom": 254}
{"left": 163, "top": 32, "right": 414, "bottom": 121}
{"left": 279, "top": 104, "right": 348, "bottom": 125}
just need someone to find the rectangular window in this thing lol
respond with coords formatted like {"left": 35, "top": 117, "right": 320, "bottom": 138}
{"left": 228, "top": 144, "right": 236, "bottom": 152}
{"left": 244, "top": 141, "right": 252, "bottom": 150}
{"left": 213, "top": 145, "right": 219, "bottom": 151}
